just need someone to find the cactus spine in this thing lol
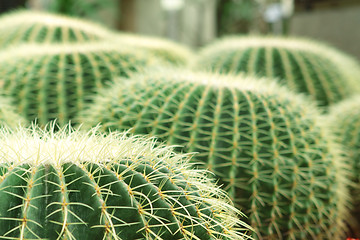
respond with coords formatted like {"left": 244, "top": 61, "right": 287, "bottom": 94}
{"left": 0, "top": 124, "right": 250, "bottom": 239}
{"left": 194, "top": 36, "right": 360, "bottom": 107}
{"left": 0, "top": 10, "right": 113, "bottom": 47}
{"left": 80, "top": 70, "right": 350, "bottom": 239}
{"left": 0, "top": 43, "right": 160, "bottom": 126}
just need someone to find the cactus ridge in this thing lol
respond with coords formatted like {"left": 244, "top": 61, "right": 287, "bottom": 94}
{"left": 0, "top": 124, "right": 250, "bottom": 240}
{"left": 0, "top": 10, "right": 113, "bottom": 47}
{"left": 194, "top": 36, "right": 360, "bottom": 107}
{"left": 80, "top": 69, "right": 350, "bottom": 239}
{"left": 0, "top": 43, "right": 159, "bottom": 127}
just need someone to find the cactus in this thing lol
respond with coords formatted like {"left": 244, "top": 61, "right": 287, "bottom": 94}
{"left": 328, "top": 96, "right": 360, "bottom": 236}
{"left": 0, "top": 10, "right": 113, "bottom": 48}
{"left": 0, "top": 124, "right": 251, "bottom": 240}
{"left": 0, "top": 95, "right": 27, "bottom": 128}
{"left": 0, "top": 43, "right": 161, "bottom": 127}
{"left": 112, "top": 33, "right": 195, "bottom": 66}
{"left": 194, "top": 36, "right": 360, "bottom": 107}
{"left": 80, "top": 69, "right": 350, "bottom": 239}
{"left": 0, "top": 10, "right": 193, "bottom": 66}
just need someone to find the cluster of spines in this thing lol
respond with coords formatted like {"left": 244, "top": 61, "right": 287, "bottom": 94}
{"left": 0, "top": 43, "right": 159, "bottom": 126}
{"left": 0, "top": 10, "right": 113, "bottom": 47}
{"left": 79, "top": 70, "right": 350, "bottom": 239}
{"left": 194, "top": 36, "right": 360, "bottom": 107}
{"left": 0, "top": 125, "right": 250, "bottom": 239}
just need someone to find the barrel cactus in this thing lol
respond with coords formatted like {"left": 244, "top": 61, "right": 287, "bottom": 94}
{"left": 113, "top": 33, "right": 195, "bottom": 66}
{"left": 194, "top": 36, "right": 360, "bottom": 107}
{"left": 0, "top": 95, "right": 27, "bottom": 128}
{"left": 328, "top": 96, "right": 360, "bottom": 236}
{"left": 0, "top": 43, "right": 160, "bottom": 126}
{"left": 0, "top": 124, "right": 250, "bottom": 239}
{"left": 80, "top": 70, "right": 350, "bottom": 239}
{"left": 0, "top": 10, "right": 113, "bottom": 48}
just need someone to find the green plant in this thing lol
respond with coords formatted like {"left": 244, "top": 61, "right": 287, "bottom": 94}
{"left": 113, "top": 33, "right": 195, "bottom": 66}
{"left": 0, "top": 43, "right": 160, "bottom": 127}
{"left": 0, "top": 10, "right": 113, "bottom": 48}
{"left": 79, "top": 69, "right": 350, "bottom": 239}
{"left": 194, "top": 36, "right": 360, "bottom": 107}
{"left": 0, "top": 124, "right": 251, "bottom": 239}
{"left": 0, "top": 95, "right": 27, "bottom": 128}
{"left": 47, "top": 0, "right": 119, "bottom": 28}
{"left": 328, "top": 96, "right": 360, "bottom": 237}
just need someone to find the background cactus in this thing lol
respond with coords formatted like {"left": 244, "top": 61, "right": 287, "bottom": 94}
{"left": 0, "top": 95, "right": 27, "bottom": 128}
{"left": 0, "top": 43, "right": 161, "bottom": 127}
{"left": 0, "top": 10, "right": 194, "bottom": 66}
{"left": 112, "top": 33, "right": 195, "bottom": 66}
{"left": 0, "top": 124, "right": 250, "bottom": 240}
{"left": 194, "top": 36, "right": 360, "bottom": 107}
{"left": 80, "top": 70, "right": 350, "bottom": 239}
{"left": 328, "top": 96, "right": 360, "bottom": 237}
{"left": 0, "top": 10, "right": 113, "bottom": 47}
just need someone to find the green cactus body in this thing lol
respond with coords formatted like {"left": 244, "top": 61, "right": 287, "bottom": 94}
{"left": 0, "top": 43, "right": 160, "bottom": 127}
{"left": 0, "top": 124, "right": 250, "bottom": 240}
{"left": 113, "top": 33, "right": 195, "bottom": 66}
{"left": 80, "top": 70, "right": 350, "bottom": 239}
{"left": 194, "top": 36, "right": 360, "bottom": 107}
{"left": 0, "top": 96, "right": 27, "bottom": 128}
{"left": 328, "top": 96, "right": 360, "bottom": 236}
{"left": 0, "top": 10, "right": 113, "bottom": 47}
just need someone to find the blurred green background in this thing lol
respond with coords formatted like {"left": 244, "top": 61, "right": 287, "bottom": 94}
{"left": 1, "top": 0, "right": 359, "bottom": 60}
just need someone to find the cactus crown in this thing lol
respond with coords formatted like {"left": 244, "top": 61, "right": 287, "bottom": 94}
{"left": 0, "top": 10, "right": 113, "bottom": 47}
{"left": 80, "top": 69, "right": 350, "bottom": 239}
{"left": 0, "top": 124, "right": 250, "bottom": 239}
{"left": 0, "top": 43, "right": 159, "bottom": 127}
{"left": 194, "top": 36, "right": 360, "bottom": 107}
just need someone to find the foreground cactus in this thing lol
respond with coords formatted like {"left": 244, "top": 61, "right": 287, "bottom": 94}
{"left": 0, "top": 10, "right": 113, "bottom": 47}
{"left": 80, "top": 70, "right": 350, "bottom": 239}
{"left": 194, "top": 36, "right": 360, "bottom": 107}
{"left": 113, "top": 33, "right": 195, "bottom": 66}
{"left": 328, "top": 96, "right": 360, "bottom": 237}
{"left": 0, "top": 124, "right": 250, "bottom": 239}
{"left": 0, "top": 43, "right": 160, "bottom": 126}
{"left": 0, "top": 96, "right": 27, "bottom": 128}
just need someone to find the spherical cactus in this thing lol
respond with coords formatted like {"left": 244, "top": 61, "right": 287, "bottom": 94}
{"left": 0, "top": 43, "right": 161, "bottom": 127}
{"left": 0, "top": 10, "right": 113, "bottom": 47}
{"left": 112, "top": 33, "right": 195, "bottom": 66}
{"left": 0, "top": 95, "right": 27, "bottom": 128}
{"left": 194, "top": 36, "right": 360, "bottom": 107}
{"left": 79, "top": 70, "right": 350, "bottom": 239}
{"left": 0, "top": 124, "right": 250, "bottom": 240}
{"left": 328, "top": 96, "right": 360, "bottom": 236}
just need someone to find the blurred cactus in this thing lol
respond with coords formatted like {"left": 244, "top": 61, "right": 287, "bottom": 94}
{"left": 0, "top": 95, "right": 27, "bottom": 128}
{"left": 0, "top": 43, "right": 160, "bottom": 126}
{"left": 113, "top": 33, "right": 195, "bottom": 66}
{"left": 194, "top": 36, "right": 360, "bottom": 107}
{"left": 0, "top": 10, "right": 113, "bottom": 48}
{"left": 329, "top": 96, "right": 360, "bottom": 237}
{"left": 80, "top": 69, "right": 350, "bottom": 239}
{"left": 0, "top": 124, "right": 251, "bottom": 239}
